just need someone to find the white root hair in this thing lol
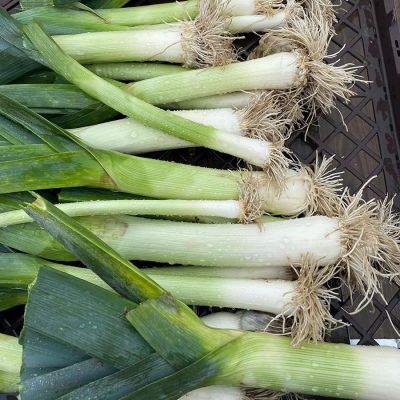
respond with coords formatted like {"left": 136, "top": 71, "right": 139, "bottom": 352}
{"left": 237, "top": 91, "right": 293, "bottom": 142}
{"left": 236, "top": 90, "right": 305, "bottom": 132}
{"left": 300, "top": 154, "right": 344, "bottom": 217}
{"left": 336, "top": 189, "right": 400, "bottom": 312}
{"left": 251, "top": 13, "right": 365, "bottom": 123}
{"left": 239, "top": 171, "right": 265, "bottom": 224}
{"left": 285, "top": 255, "right": 344, "bottom": 346}
{"left": 181, "top": 0, "right": 237, "bottom": 67}
{"left": 255, "top": 0, "right": 285, "bottom": 16}
{"left": 300, "top": 0, "right": 338, "bottom": 31}
{"left": 264, "top": 255, "right": 344, "bottom": 346}
{"left": 263, "top": 140, "right": 292, "bottom": 195}
{"left": 238, "top": 92, "right": 294, "bottom": 195}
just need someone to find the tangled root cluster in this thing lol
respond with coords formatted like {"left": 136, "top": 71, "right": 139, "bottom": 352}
{"left": 250, "top": 11, "right": 364, "bottom": 124}
{"left": 181, "top": 0, "right": 237, "bottom": 67}
{"left": 336, "top": 190, "right": 400, "bottom": 311}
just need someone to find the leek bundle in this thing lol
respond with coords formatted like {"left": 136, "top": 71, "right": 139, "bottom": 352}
{"left": 0, "top": 192, "right": 398, "bottom": 308}
{"left": 16, "top": 24, "right": 294, "bottom": 174}
{"left": 0, "top": 88, "right": 341, "bottom": 219}
{"left": 127, "top": 15, "right": 360, "bottom": 120}
{"left": 15, "top": 9, "right": 358, "bottom": 128}
{"left": 11, "top": 195, "right": 399, "bottom": 400}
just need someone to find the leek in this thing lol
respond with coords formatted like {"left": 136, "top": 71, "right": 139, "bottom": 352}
{"left": 0, "top": 310, "right": 281, "bottom": 397}
{"left": 21, "top": 24, "right": 289, "bottom": 172}
{"left": 1, "top": 214, "right": 347, "bottom": 266}
{"left": 49, "top": 1, "right": 236, "bottom": 68}
{"left": 5, "top": 329, "right": 400, "bottom": 400}
{"left": 70, "top": 102, "right": 291, "bottom": 154}
{"left": 20, "top": 195, "right": 400, "bottom": 400}
{"left": 130, "top": 0, "right": 302, "bottom": 35}
{"left": 0, "top": 199, "right": 284, "bottom": 226}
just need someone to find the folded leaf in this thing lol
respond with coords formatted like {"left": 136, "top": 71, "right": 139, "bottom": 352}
{"left": 23, "top": 267, "right": 149, "bottom": 369}
{"left": 21, "top": 358, "right": 116, "bottom": 400}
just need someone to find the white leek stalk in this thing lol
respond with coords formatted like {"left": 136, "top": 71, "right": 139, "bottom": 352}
{"left": 228, "top": 13, "right": 288, "bottom": 33}
{"left": 70, "top": 103, "right": 290, "bottom": 155}
{"left": 201, "top": 310, "right": 279, "bottom": 332}
{"left": 63, "top": 215, "right": 343, "bottom": 268}
{"left": 146, "top": 265, "right": 293, "bottom": 280}
{"left": 70, "top": 109, "right": 243, "bottom": 154}
{"left": 129, "top": 53, "right": 298, "bottom": 104}
{"left": 0, "top": 199, "right": 287, "bottom": 228}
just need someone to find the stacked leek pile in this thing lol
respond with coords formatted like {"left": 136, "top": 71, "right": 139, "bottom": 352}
{"left": 0, "top": 0, "right": 399, "bottom": 399}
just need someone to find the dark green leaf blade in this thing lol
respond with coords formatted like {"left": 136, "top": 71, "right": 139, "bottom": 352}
{"left": 0, "top": 39, "right": 39, "bottom": 84}
{"left": 0, "top": 114, "right": 43, "bottom": 145}
{"left": 59, "top": 354, "right": 173, "bottom": 400}
{"left": 25, "top": 195, "right": 165, "bottom": 301}
{"left": 0, "top": 144, "right": 53, "bottom": 162}
{"left": 0, "top": 84, "right": 98, "bottom": 112}
{"left": 23, "top": 267, "right": 150, "bottom": 369}
{"left": 52, "top": 102, "right": 118, "bottom": 128}
{"left": 0, "top": 93, "right": 80, "bottom": 153}
{"left": 21, "top": 358, "right": 116, "bottom": 400}
{"left": 20, "top": 329, "right": 89, "bottom": 381}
